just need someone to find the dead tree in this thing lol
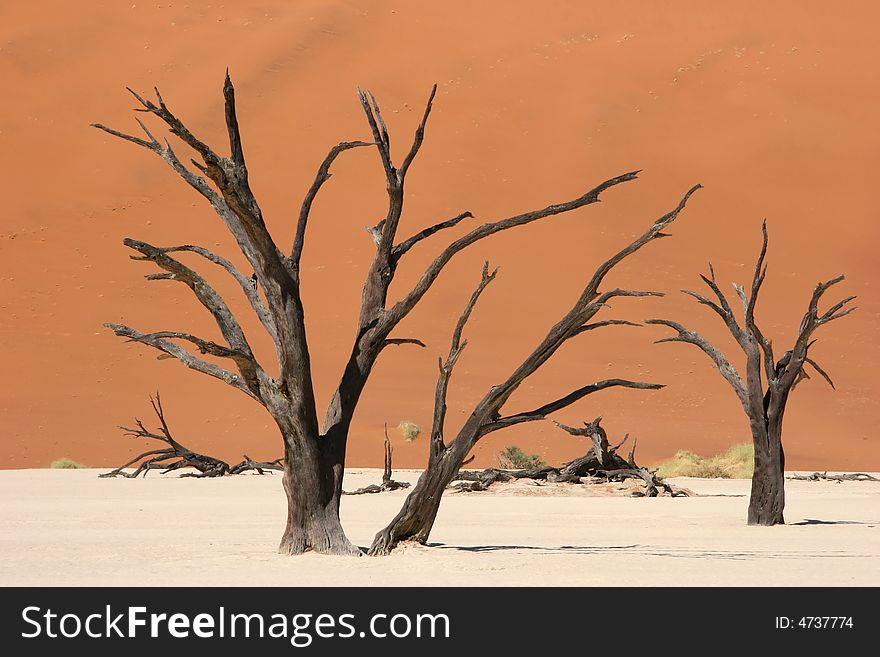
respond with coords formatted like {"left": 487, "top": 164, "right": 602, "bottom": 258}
{"left": 94, "top": 75, "right": 646, "bottom": 554}
{"left": 370, "top": 186, "right": 701, "bottom": 555}
{"left": 451, "top": 417, "right": 687, "bottom": 497}
{"left": 646, "top": 223, "right": 855, "bottom": 525}
{"left": 100, "top": 393, "right": 282, "bottom": 478}
{"left": 344, "top": 427, "right": 410, "bottom": 494}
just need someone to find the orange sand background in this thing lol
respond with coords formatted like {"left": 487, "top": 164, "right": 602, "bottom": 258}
{"left": 1, "top": 1, "right": 877, "bottom": 470}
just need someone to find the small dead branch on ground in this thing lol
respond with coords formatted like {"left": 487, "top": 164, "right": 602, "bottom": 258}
{"left": 101, "top": 393, "right": 281, "bottom": 478}
{"left": 344, "top": 427, "right": 411, "bottom": 494}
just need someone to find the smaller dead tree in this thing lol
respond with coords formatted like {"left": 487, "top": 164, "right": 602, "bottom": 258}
{"left": 101, "top": 393, "right": 282, "bottom": 478}
{"left": 344, "top": 427, "right": 411, "bottom": 495}
{"left": 452, "top": 417, "right": 688, "bottom": 497}
{"left": 370, "top": 185, "right": 701, "bottom": 555}
{"left": 647, "top": 223, "right": 855, "bottom": 526}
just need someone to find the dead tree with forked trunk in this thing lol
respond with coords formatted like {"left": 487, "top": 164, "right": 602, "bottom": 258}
{"left": 100, "top": 393, "right": 282, "bottom": 478}
{"left": 646, "top": 223, "right": 855, "bottom": 525}
{"left": 370, "top": 185, "right": 701, "bottom": 555}
{"left": 94, "top": 74, "right": 650, "bottom": 555}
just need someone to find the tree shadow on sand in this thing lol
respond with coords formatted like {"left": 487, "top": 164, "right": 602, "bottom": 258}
{"left": 427, "top": 544, "right": 639, "bottom": 554}
{"left": 791, "top": 519, "right": 876, "bottom": 526}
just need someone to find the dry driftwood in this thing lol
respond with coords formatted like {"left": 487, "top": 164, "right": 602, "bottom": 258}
{"left": 451, "top": 418, "right": 689, "bottom": 497}
{"left": 100, "top": 393, "right": 282, "bottom": 478}
{"left": 344, "top": 427, "right": 411, "bottom": 495}
{"left": 788, "top": 472, "right": 879, "bottom": 483}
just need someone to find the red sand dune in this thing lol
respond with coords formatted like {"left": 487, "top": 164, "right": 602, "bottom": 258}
{"left": 1, "top": 1, "right": 878, "bottom": 471}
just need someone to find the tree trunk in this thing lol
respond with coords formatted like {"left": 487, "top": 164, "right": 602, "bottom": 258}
{"left": 747, "top": 417, "right": 785, "bottom": 526}
{"left": 369, "top": 441, "right": 470, "bottom": 555}
{"left": 277, "top": 423, "right": 361, "bottom": 556}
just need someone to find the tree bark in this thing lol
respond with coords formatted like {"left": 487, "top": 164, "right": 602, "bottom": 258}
{"left": 370, "top": 436, "right": 473, "bottom": 555}
{"left": 277, "top": 422, "right": 361, "bottom": 556}
{"left": 748, "top": 416, "right": 785, "bottom": 525}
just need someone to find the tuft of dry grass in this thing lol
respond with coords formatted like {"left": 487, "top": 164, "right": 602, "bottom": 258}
{"left": 397, "top": 420, "right": 421, "bottom": 442}
{"left": 497, "top": 445, "right": 545, "bottom": 470}
{"left": 50, "top": 457, "right": 88, "bottom": 469}
{"left": 654, "top": 443, "right": 754, "bottom": 479}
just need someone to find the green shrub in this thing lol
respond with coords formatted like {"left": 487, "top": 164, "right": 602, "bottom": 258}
{"left": 397, "top": 420, "right": 421, "bottom": 442}
{"left": 654, "top": 443, "right": 753, "bottom": 479}
{"left": 50, "top": 457, "right": 88, "bottom": 469}
{"left": 497, "top": 445, "right": 545, "bottom": 470}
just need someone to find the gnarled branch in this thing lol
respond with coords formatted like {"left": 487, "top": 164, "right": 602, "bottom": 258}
{"left": 777, "top": 275, "right": 853, "bottom": 393}
{"left": 646, "top": 318, "right": 750, "bottom": 413}
{"left": 399, "top": 84, "right": 437, "bottom": 179}
{"left": 429, "top": 263, "right": 498, "bottom": 455}
{"left": 105, "top": 324, "right": 259, "bottom": 401}
{"left": 291, "top": 141, "right": 372, "bottom": 267}
{"left": 382, "top": 338, "right": 427, "bottom": 349}
{"left": 383, "top": 171, "right": 647, "bottom": 332}
{"left": 153, "top": 244, "right": 278, "bottom": 349}
{"left": 392, "top": 211, "right": 474, "bottom": 261}
{"left": 481, "top": 380, "right": 664, "bottom": 434}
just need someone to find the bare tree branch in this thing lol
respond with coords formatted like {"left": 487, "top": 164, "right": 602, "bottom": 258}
{"left": 820, "top": 295, "right": 857, "bottom": 322}
{"left": 481, "top": 186, "right": 700, "bottom": 414}
{"left": 590, "top": 289, "right": 663, "bottom": 309}
{"left": 105, "top": 324, "right": 260, "bottom": 401}
{"left": 382, "top": 338, "right": 427, "bottom": 349}
{"left": 291, "top": 141, "right": 372, "bottom": 267}
{"left": 742, "top": 222, "right": 776, "bottom": 383}
{"left": 746, "top": 221, "right": 769, "bottom": 325}
{"left": 121, "top": 238, "right": 265, "bottom": 393}
{"left": 383, "top": 171, "right": 647, "bottom": 331}
{"left": 552, "top": 418, "right": 601, "bottom": 437}
{"left": 805, "top": 357, "right": 835, "bottom": 389}
{"left": 699, "top": 263, "right": 741, "bottom": 331}
{"left": 392, "top": 211, "right": 474, "bottom": 261}
{"left": 357, "top": 87, "right": 395, "bottom": 184}
{"left": 574, "top": 184, "right": 703, "bottom": 309}
{"left": 572, "top": 319, "right": 642, "bottom": 335}
{"left": 645, "top": 318, "right": 751, "bottom": 413}
{"left": 430, "top": 263, "right": 498, "bottom": 454}
{"left": 399, "top": 84, "right": 438, "bottom": 179}
{"left": 129, "top": 330, "right": 248, "bottom": 360}
{"left": 222, "top": 71, "right": 247, "bottom": 168}
{"left": 155, "top": 244, "right": 278, "bottom": 348}
{"left": 482, "top": 380, "right": 664, "bottom": 433}
{"left": 92, "top": 122, "right": 159, "bottom": 150}
{"left": 94, "top": 94, "right": 271, "bottom": 282}
{"left": 777, "top": 275, "right": 850, "bottom": 392}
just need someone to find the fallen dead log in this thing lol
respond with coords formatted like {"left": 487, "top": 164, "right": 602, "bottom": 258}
{"left": 100, "top": 393, "right": 281, "bottom": 478}
{"left": 787, "top": 472, "right": 879, "bottom": 483}
{"left": 452, "top": 417, "right": 690, "bottom": 497}
{"left": 344, "top": 427, "right": 411, "bottom": 495}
